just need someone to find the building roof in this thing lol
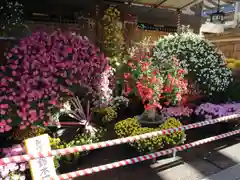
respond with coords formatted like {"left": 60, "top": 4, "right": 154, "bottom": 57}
{"left": 130, "top": 0, "right": 198, "bottom": 9}
{"left": 105, "top": 0, "right": 202, "bottom": 15}
{"left": 14, "top": 0, "right": 212, "bottom": 31}
{"left": 105, "top": 0, "right": 235, "bottom": 16}
{"left": 202, "top": 0, "right": 234, "bottom": 10}
{"left": 202, "top": 0, "right": 235, "bottom": 16}
{"left": 102, "top": 0, "right": 202, "bottom": 27}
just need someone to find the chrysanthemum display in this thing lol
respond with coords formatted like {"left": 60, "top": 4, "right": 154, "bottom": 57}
{"left": 158, "top": 57, "right": 188, "bottom": 105}
{"left": 0, "top": 30, "right": 111, "bottom": 132}
{"left": 195, "top": 102, "right": 240, "bottom": 120}
{"left": 124, "top": 50, "right": 187, "bottom": 110}
{"left": 152, "top": 32, "right": 233, "bottom": 96}
{"left": 161, "top": 106, "right": 193, "bottom": 118}
{"left": 102, "top": 7, "right": 126, "bottom": 67}
{"left": 124, "top": 53, "right": 164, "bottom": 110}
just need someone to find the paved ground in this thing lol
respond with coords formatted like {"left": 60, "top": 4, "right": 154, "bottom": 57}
{"left": 59, "top": 128, "right": 240, "bottom": 180}
{"left": 201, "top": 163, "right": 240, "bottom": 180}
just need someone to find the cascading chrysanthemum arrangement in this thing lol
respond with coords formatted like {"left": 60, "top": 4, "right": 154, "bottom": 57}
{"left": 124, "top": 50, "right": 187, "bottom": 110}
{"left": 102, "top": 6, "right": 126, "bottom": 68}
{"left": 152, "top": 32, "right": 233, "bottom": 96}
{"left": 0, "top": 30, "right": 112, "bottom": 132}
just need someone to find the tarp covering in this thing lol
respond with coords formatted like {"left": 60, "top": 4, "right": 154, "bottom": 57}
{"left": 202, "top": 0, "right": 234, "bottom": 15}
{"left": 203, "top": 0, "right": 233, "bottom": 10}
{"left": 123, "top": 0, "right": 234, "bottom": 12}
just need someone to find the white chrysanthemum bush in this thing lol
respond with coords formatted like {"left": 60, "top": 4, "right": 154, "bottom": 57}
{"left": 152, "top": 32, "right": 233, "bottom": 96}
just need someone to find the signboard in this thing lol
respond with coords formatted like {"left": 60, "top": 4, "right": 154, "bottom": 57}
{"left": 137, "top": 23, "right": 177, "bottom": 32}
{"left": 25, "top": 12, "right": 76, "bottom": 23}
{"left": 24, "top": 134, "right": 57, "bottom": 180}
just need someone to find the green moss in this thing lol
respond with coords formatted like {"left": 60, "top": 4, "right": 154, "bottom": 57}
{"left": 94, "top": 106, "right": 118, "bottom": 124}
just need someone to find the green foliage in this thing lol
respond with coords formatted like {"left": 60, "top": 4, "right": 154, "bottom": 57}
{"left": 94, "top": 106, "right": 118, "bottom": 124}
{"left": 49, "top": 137, "right": 66, "bottom": 149}
{"left": 227, "top": 63, "right": 235, "bottom": 69}
{"left": 131, "top": 127, "right": 163, "bottom": 153}
{"left": 114, "top": 117, "right": 140, "bottom": 137}
{"left": 101, "top": 7, "right": 126, "bottom": 68}
{"left": 110, "top": 96, "right": 129, "bottom": 110}
{"left": 226, "top": 80, "right": 240, "bottom": 101}
{"left": 50, "top": 128, "right": 105, "bottom": 162}
{"left": 159, "top": 118, "right": 186, "bottom": 145}
{"left": 124, "top": 39, "right": 187, "bottom": 108}
{"left": 64, "top": 128, "right": 105, "bottom": 161}
{"left": 12, "top": 127, "right": 46, "bottom": 141}
{"left": 235, "top": 61, "right": 240, "bottom": 68}
{"left": 48, "top": 136, "right": 66, "bottom": 167}
{"left": 114, "top": 117, "right": 186, "bottom": 153}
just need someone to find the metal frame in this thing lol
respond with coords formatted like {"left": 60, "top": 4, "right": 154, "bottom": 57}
{"left": 104, "top": 0, "right": 200, "bottom": 11}
{"left": 104, "top": 0, "right": 233, "bottom": 13}
{"left": 102, "top": 0, "right": 199, "bottom": 30}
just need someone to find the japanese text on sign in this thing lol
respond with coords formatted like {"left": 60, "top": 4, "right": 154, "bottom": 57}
{"left": 24, "top": 134, "right": 57, "bottom": 180}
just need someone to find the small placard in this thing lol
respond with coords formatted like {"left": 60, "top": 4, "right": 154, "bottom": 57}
{"left": 24, "top": 134, "right": 57, "bottom": 180}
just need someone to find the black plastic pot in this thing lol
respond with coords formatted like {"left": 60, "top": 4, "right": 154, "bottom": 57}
{"left": 137, "top": 110, "right": 165, "bottom": 128}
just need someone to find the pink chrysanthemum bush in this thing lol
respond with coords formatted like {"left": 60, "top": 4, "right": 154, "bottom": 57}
{"left": 0, "top": 30, "right": 112, "bottom": 133}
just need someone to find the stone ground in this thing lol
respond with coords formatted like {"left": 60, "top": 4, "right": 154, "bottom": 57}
{"left": 201, "top": 164, "right": 240, "bottom": 180}
{"left": 60, "top": 128, "right": 240, "bottom": 180}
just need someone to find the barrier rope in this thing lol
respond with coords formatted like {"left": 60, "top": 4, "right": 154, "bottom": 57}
{"left": 0, "top": 114, "right": 239, "bottom": 165}
{"left": 57, "top": 128, "right": 240, "bottom": 179}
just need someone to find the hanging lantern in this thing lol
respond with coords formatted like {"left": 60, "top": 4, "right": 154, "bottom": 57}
{"left": 210, "top": 11, "right": 225, "bottom": 24}
{"left": 210, "top": 0, "right": 225, "bottom": 24}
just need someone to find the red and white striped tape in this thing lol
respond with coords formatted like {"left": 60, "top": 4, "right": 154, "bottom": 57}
{"left": 56, "top": 128, "right": 240, "bottom": 179}
{"left": 0, "top": 114, "right": 239, "bottom": 165}
{"left": 44, "top": 121, "right": 86, "bottom": 127}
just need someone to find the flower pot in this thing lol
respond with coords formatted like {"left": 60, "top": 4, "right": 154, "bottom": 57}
{"left": 138, "top": 109, "right": 165, "bottom": 128}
